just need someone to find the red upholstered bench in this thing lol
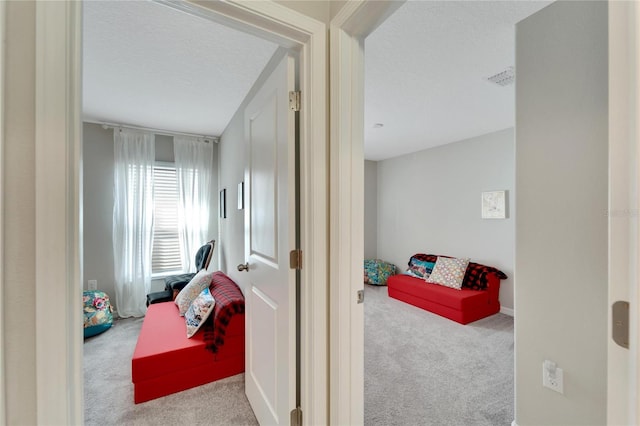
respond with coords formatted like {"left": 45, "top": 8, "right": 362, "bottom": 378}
{"left": 132, "top": 271, "right": 245, "bottom": 403}
{"left": 387, "top": 253, "right": 506, "bottom": 325}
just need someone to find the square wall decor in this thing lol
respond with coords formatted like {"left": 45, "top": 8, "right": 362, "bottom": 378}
{"left": 481, "top": 190, "right": 506, "bottom": 219}
{"left": 237, "top": 182, "right": 244, "bottom": 210}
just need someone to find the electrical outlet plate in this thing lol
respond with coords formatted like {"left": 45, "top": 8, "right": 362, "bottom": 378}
{"left": 88, "top": 280, "right": 97, "bottom": 290}
{"left": 542, "top": 361, "right": 564, "bottom": 394}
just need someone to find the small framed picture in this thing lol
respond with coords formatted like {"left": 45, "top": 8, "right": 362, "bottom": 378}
{"left": 219, "top": 189, "right": 226, "bottom": 218}
{"left": 481, "top": 190, "right": 506, "bottom": 219}
{"left": 237, "top": 182, "right": 244, "bottom": 210}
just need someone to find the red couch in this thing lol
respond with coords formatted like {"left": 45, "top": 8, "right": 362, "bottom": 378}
{"left": 132, "top": 271, "right": 245, "bottom": 403}
{"left": 387, "top": 254, "right": 507, "bottom": 325}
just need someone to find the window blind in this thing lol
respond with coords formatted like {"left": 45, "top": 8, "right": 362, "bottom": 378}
{"left": 152, "top": 165, "right": 183, "bottom": 274}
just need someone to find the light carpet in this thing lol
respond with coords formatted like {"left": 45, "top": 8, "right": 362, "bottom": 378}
{"left": 83, "top": 317, "right": 258, "bottom": 426}
{"left": 85, "top": 286, "right": 513, "bottom": 425}
{"left": 364, "top": 284, "right": 514, "bottom": 426}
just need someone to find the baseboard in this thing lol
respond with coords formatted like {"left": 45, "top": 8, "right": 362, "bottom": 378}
{"left": 501, "top": 306, "right": 514, "bottom": 316}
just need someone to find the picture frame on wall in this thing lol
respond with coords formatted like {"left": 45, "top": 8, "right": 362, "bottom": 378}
{"left": 219, "top": 189, "right": 226, "bottom": 218}
{"left": 481, "top": 190, "right": 506, "bottom": 219}
{"left": 238, "top": 182, "right": 244, "bottom": 210}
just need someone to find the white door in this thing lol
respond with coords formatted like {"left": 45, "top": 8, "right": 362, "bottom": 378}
{"left": 243, "top": 54, "right": 297, "bottom": 426}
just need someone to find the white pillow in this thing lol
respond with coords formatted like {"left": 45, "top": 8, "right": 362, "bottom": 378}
{"left": 174, "top": 269, "right": 214, "bottom": 316}
{"left": 185, "top": 287, "right": 216, "bottom": 338}
{"left": 426, "top": 256, "right": 470, "bottom": 290}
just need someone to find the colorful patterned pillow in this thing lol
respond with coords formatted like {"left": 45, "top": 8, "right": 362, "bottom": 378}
{"left": 175, "top": 269, "right": 214, "bottom": 316}
{"left": 407, "top": 258, "right": 435, "bottom": 279}
{"left": 427, "top": 256, "right": 470, "bottom": 290}
{"left": 364, "top": 259, "right": 396, "bottom": 285}
{"left": 404, "top": 269, "right": 422, "bottom": 278}
{"left": 185, "top": 287, "right": 216, "bottom": 338}
{"left": 409, "top": 253, "right": 507, "bottom": 290}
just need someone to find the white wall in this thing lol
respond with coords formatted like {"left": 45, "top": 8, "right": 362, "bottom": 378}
{"left": 376, "top": 128, "right": 515, "bottom": 309}
{"left": 83, "top": 123, "right": 116, "bottom": 298}
{"left": 515, "top": 1, "right": 608, "bottom": 424}
{"left": 82, "top": 122, "right": 219, "bottom": 313}
{"left": 217, "top": 101, "right": 246, "bottom": 288}
{"left": 363, "top": 160, "right": 378, "bottom": 259}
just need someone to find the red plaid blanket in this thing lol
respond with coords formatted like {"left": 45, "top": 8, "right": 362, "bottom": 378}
{"left": 410, "top": 253, "right": 507, "bottom": 290}
{"left": 203, "top": 271, "right": 245, "bottom": 353}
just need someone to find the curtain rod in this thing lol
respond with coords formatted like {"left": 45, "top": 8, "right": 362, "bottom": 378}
{"left": 85, "top": 120, "right": 220, "bottom": 143}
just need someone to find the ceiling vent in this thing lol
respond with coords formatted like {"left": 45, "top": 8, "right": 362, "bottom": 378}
{"left": 487, "top": 66, "right": 515, "bottom": 86}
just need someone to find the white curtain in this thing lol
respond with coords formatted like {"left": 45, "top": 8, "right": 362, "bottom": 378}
{"left": 174, "top": 136, "right": 213, "bottom": 272}
{"left": 112, "top": 129, "right": 155, "bottom": 317}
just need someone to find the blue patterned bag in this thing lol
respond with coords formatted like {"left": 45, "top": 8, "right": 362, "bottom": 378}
{"left": 83, "top": 290, "right": 114, "bottom": 338}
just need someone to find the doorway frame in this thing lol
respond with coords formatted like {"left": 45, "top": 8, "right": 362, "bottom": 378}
{"left": 33, "top": 1, "right": 327, "bottom": 424}
{"left": 330, "top": 1, "right": 639, "bottom": 425}
{"left": 328, "top": 1, "right": 403, "bottom": 424}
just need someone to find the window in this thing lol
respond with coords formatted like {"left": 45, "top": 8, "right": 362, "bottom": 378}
{"left": 151, "top": 164, "right": 182, "bottom": 275}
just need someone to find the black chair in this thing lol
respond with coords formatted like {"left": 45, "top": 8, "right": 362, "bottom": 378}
{"left": 146, "top": 240, "right": 215, "bottom": 306}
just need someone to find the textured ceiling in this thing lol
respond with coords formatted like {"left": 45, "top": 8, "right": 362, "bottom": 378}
{"left": 364, "top": 0, "right": 553, "bottom": 160}
{"left": 83, "top": 1, "right": 278, "bottom": 137}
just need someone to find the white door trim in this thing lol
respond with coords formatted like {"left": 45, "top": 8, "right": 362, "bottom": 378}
{"left": 608, "top": 2, "right": 640, "bottom": 424}
{"left": 35, "top": 2, "right": 83, "bottom": 422}
{"left": 35, "top": 1, "right": 327, "bottom": 424}
{"left": 329, "top": 2, "right": 403, "bottom": 424}
{"left": 0, "top": 1, "right": 6, "bottom": 423}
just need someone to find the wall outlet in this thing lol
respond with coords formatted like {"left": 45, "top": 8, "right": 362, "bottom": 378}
{"left": 542, "top": 360, "right": 564, "bottom": 394}
{"left": 88, "top": 280, "right": 98, "bottom": 290}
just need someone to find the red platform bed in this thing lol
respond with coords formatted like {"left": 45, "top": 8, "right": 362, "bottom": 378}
{"left": 387, "top": 253, "right": 507, "bottom": 325}
{"left": 132, "top": 271, "right": 245, "bottom": 403}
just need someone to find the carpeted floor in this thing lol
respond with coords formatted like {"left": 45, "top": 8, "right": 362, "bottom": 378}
{"left": 83, "top": 317, "right": 258, "bottom": 426}
{"left": 84, "top": 286, "right": 513, "bottom": 425}
{"left": 364, "top": 284, "right": 514, "bottom": 426}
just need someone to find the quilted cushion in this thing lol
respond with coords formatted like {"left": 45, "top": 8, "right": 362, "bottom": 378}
{"left": 175, "top": 269, "right": 214, "bottom": 316}
{"left": 427, "top": 257, "right": 470, "bottom": 290}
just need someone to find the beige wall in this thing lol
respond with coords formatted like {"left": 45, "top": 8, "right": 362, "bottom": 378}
{"left": 273, "top": 0, "right": 347, "bottom": 23}
{"left": 3, "top": 2, "right": 37, "bottom": 424}
{"left": 275, "top": 0, "right": 328, "bottom": 22}
{"left": 515, "top": 1, "right": 608, "bottom": 424}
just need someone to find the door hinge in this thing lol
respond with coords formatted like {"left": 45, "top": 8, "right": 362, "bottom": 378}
{"left": 290, "top": 406, "right": 302, "bottom": 426}
{"left": 290, "top": 249, "right": 302, "bottom": 270}
{"left": 357, "top": 289, "right": 364, "bottom": 304}
{"left": 289, "top": 91, "right": 301, "bottom": 111}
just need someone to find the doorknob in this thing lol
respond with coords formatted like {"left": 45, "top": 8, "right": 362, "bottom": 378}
{"left": 237, "top": 262, "right": 249, "bottom": 272}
